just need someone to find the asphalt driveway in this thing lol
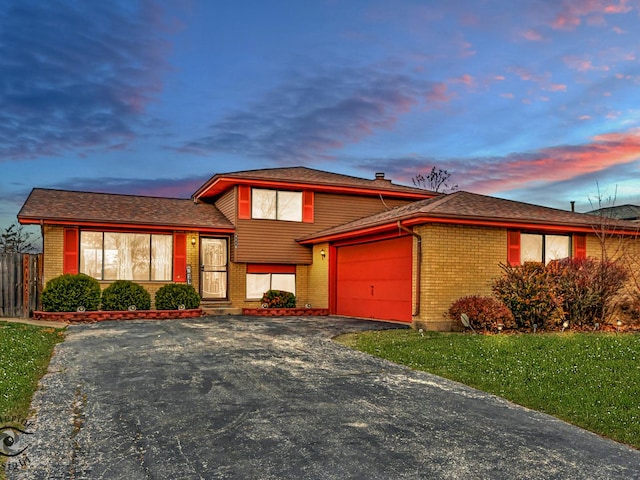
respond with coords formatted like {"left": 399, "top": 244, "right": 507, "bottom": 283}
{"left": 10, "top": 316, "right": 640, "bottom": 479}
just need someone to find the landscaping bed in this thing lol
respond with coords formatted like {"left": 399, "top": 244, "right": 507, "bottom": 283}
{"left": 242, "top": 307, "right": 329, "bottom": 316}
{"left": 33, "top": 308, "right": 203, "bottom": 323}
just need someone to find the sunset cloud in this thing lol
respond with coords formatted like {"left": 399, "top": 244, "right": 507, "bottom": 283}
{"left": 175, "top": 67, "right": 450, "bottom": 162}
{"left": 550, "top": 0, "right": 634, "bottom": 31}
{"left": 0, "top": 1, "right": 174, "bottom": 161}
{"left": 563, "top": 55, "right": 610, "bottom": 72}
{"left": 358, "top": 128, "right": 640, "bottom": 204}
{"left": 522, "top": 29, "right": 544, "bottom": 41}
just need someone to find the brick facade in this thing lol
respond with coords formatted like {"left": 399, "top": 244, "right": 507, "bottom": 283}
{"left": 305, "top": 243, "right": 329, "bottom": 309}
{"left": 43, "top": 225, "right": 64, "bottom": 284}
{"left": 42, "top": 226, "right": 203, "bottom": 309}
{"left": 414, "top": 224, "right": 506, "bottom": 331}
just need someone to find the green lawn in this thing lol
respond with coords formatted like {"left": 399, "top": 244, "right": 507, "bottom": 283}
{"left": 1, "top": 322, "right": 63, "bottom": 478}
{"left": 0, "top": 322, "right": 65, "bottom": 419}
{"left": 337, "top": 329, "right": 640, "bottom": 449}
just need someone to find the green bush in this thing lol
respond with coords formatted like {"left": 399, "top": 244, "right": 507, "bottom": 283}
{"left": 101, "top": 280, "right": 151, "bottom": 311}
{"left": 261, "top": 290, "right": 296, "bottom": 308}
{"left": 447, "top": 295, "right": 515, "bottom": 332}
{"left": 41, "top": 274, "right": 101, "bottom": 312}
{"left": 547, "top": 257, "right": 628, "bottom": 327}
{"left": 492, "top": 262, "right": 560, "bottom": 330}
{"left": 155, "top": 284, "right": 200, "bottom": 310}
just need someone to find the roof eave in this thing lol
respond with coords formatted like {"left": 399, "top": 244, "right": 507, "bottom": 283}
{"left": 297, "top": 213, "right": 639, "bottom": 244}
{"left": 194, "top": 176, "right": 434, "bottom": 200}
{"left": 18, "top": 216, "right": 235, "bottom": 233}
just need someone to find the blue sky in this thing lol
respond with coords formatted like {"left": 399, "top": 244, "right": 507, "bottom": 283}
{"left": 2, "top": 0, "right": 640, "bottom": 231}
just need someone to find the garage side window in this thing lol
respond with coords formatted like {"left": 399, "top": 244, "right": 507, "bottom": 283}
{"left": 245, "top": 264, "right": 296, "bottom": 299}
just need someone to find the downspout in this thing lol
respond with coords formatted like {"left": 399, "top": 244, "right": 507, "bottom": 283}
{"left": 397, "top": 221, "right": 421, "bottom": 317}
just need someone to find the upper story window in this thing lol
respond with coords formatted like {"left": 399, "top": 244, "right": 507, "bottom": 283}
{"left": 251, "top": 188, "right": 303, "bottom": 222}
{"left": 237, "top": 185, "right": 314, "bottom": 223}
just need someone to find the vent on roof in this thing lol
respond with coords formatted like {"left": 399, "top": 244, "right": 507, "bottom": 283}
{"left": 375, "top": 172, "right": 385, "bottom": 180}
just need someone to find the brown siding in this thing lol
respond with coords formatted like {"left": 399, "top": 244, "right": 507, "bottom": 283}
{"left": 234, "top": 192, "right": 411, "bottom": 264}
{"left": 214, "top": 188, "right": 236, "bottom": 224}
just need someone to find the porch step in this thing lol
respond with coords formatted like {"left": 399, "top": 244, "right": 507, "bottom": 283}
{"left": 200, "top": 302, "right": 242, "bottom": 316}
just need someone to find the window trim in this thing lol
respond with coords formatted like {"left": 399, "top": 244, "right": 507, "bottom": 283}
{"left": 251, "top": 188, "right": 303, "bottom": 222}
{"left": 245, "top": 264, "right": 296, "bottom": 299}
{"left": 79, "top": 230, "right": 175, "bottom": 282}
{"left": 508, "top": 230, "right": 577, "bottom": 266}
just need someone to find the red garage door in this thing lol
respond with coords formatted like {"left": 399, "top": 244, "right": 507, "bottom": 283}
{"left": 335, "top": 236, "right": 412, "bottom": 322}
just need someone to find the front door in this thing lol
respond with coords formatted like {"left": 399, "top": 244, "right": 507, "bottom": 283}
{"left": 200, "top": 238, "right": 228, "bottom": 300}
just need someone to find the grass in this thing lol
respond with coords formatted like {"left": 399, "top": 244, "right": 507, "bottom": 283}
{"left": 337, "top": 329, "right": 640, "bottom": 449}
{"left": 0, "top": 322, "right": 65, "bottom": 420}
{"left": 0, "top": 321, "right": 64, "bottom": 478}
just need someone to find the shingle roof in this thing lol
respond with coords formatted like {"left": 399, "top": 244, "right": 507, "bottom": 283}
{"left": 193, "top": 166, "right": 434, "bottom": 199}
{"left": 587, "top": 204, "right": 640, "bottom": 221}
{"left": 298, "top": 191, "right": 638, "bottom": 242}
{"left": 18, "top": 189, "right": 234, "bottom": 230}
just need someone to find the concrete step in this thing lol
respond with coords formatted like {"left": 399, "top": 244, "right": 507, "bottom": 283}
{"left": 200, "top": 303, "right": 242, "bottom": 316}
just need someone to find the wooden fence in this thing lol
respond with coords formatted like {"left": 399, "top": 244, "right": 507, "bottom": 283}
{"left": 0, "top": 253, "right": 42, "bottom": 317}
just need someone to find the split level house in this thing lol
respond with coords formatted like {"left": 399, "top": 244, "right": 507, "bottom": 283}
{"left": 17, "top": 166, "right": 640, "bottom": 330}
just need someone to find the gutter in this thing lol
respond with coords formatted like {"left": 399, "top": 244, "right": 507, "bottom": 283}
{"left": 397, "top": 221, "right": 421, "bottom": 317}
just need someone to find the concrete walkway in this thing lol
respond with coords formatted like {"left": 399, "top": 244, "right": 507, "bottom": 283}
{"left": 8, "top": 316, "right": 640, "bottom": 479}
{"left": 0, "top": 317, "right": 67, "bottom": 328}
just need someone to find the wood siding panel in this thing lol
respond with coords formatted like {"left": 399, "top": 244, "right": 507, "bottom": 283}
{"left": 234, "top": 193, "right": 412, "bottom": 264}
{"left": 214, "top": 188, "right": 236, "bottom": 224}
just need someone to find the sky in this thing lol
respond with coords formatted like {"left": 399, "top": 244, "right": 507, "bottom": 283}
{"left": 2, "top": 0, "right": 640, "bottom": 234}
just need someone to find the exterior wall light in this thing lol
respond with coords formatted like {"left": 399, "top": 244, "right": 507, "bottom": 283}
{"left": 191, "top": 237, "right": 196, "bottom": 246}
{"left": 320, "top": 249, "right": 326, "bottom": 259}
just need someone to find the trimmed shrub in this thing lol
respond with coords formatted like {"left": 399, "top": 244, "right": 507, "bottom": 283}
{"left": 261, "top": 290, "right": 296, "bottom": 308}
{"left": 101, "top": 280, "right": 151, "bottom": 311}
{"left": 492, "top": 262, "right": 560, "bottom": 330}
{"left": 41, "top": 274, "right": 101, "bottom": 312}
{"left": 547, "top": 257, "right": 628, "bottom": 327}
{"left": 155, "top": 284, "right": 200, "bottom": 310}
{"left": 447, "top": 295, "right": 515, "bottom": 332}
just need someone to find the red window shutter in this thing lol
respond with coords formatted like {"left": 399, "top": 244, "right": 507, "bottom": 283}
{"left": 302, "top": 191, "right": 314, "bottom": 223}
{"left": 507, "top": 230, "right": 521, "bottom": 266}
{"left": 238, "top": 185, "right": 251, "bottom": 219}
{"left": 574, "top": 234, "right": 587, "bottom": 259}
{"left": 63, "top": 228, "right": 79, "bottom": 274}
{"left": 173, "top": 233, "right": 187, "bottom": 282}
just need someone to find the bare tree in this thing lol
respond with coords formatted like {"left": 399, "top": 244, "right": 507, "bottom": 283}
{"left": 587, "top": 183, "right": 625, "bottom": 262}
{"left": 0, "top": 223, "right": 37, "bottom": 253}
{"left": 412, "top": 166, "right": 458, "bottom": 193}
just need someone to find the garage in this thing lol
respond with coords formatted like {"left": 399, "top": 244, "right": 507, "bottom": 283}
{"left": 334, "top": 236, "right": 413, "bottom": 322}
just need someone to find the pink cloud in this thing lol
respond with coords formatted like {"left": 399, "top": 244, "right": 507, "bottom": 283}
{"left": 426, "top": 82, "right": 454, "bottom": 103}
{"left": 494, "top": 75, "right": 506, "bottom": 81}
{"left": 563, "top": 55, "right": 609, "bottom": 72}
{"left": 500, "top": 93, "right": 515, "bottom": 99}
{"left": 548, "top": 84, "right": 567, "bottom": 92}
{"left": 461, "top": 128, "right": 640, "bottom": 194}
{"left": 551, "top": 0, "right": 633, "bottom": 31}
{"left": 522, "top": 29, "right": 544, "bottom": 41}
{"left": 451, "top": 74, "right": 474, "bottom": 87}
